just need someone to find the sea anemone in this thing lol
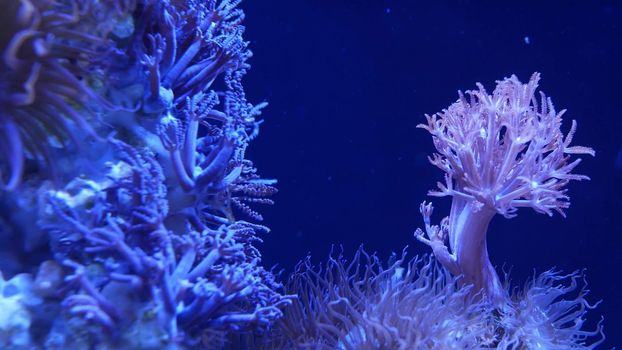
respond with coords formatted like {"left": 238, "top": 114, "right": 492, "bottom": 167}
{"left": 263, "top": 248, "right": 604, "bottom": 349}
{"left": 0, "top": 0, "right": 128, "bottom": 190}
{"left": 269, "top": 247, "right": 493, "bottom": 350}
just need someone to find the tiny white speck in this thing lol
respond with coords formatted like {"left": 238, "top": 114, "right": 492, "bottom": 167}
{"left": 524, "top": 36, "right": 530, "bottom": 45}
{"left": 479, "top": 128, "right": 487, "bottom": 138}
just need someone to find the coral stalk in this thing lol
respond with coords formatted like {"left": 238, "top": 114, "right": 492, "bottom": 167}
{"left": 447, "top": 201, "right": 503, "bottom": 303}
{"left": 416, "top": 73, "right": 594, "bottom": 305}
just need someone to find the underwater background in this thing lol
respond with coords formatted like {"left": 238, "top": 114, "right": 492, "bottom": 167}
{"left": 242, "top": 1, "right": 621, "bottom": 348}
{"left": 0, "top": 0, "right": 620, "bottom": 348}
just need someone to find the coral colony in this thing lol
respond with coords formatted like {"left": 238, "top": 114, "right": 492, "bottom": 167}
{"left": 266, "top": 76, "right": 604, "bottom": 349}
{"left": 0, "top": 1, "right": 605, "bottom": 350}
{"left": 415, "top": 73, "right": 596, "bottom": 305}
{"left": 1, "top": 0, "right": 290, "bottom": 348}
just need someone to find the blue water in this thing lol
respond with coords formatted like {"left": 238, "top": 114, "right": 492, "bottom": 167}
{"left": 243, "top": 2, "right": 622, "bottom": 348}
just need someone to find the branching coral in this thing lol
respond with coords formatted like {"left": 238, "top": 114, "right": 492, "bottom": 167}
{"left": 415, "top": 73, "right": 594, "bottom": 305}
{"left": 129, "top": 0, "right": 274, "bottom": 229}
{"left": 0, "top": 0, "right": 290, "bottom": 348}
{"left": 135, "top": 0, "right": 249, "bottom": 113}
{"left": 156, "top": 68, "right": 274, "bottom": 229}
{"left": 41, "top": 140, "right": 291, "bottom": 348}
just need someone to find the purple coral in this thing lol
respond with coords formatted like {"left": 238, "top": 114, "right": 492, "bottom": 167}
{"left": 415, "top": 73, "right": 594, "bottom": 304}
{"left": 136, "top": 0, "right": 250, "bottom": 114}
{"left": 133, "top": 0, "right": 274, "bottom": 229}
{"left": 0, "top": 0, "right": 290, "bottom": 348}
{"left": 44, "top": 141, "right": 291, "bottom": 347}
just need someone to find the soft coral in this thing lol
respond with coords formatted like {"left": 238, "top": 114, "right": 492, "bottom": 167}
{"left": 416, "top": 73, "right": 594, "bottom": 304}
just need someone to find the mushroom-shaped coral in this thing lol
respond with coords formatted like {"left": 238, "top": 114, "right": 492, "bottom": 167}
{"left": 415, "top": 73, "right": 594, "bottom": 304}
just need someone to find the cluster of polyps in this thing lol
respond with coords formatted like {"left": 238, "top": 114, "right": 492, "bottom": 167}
{"left": 416, "top": 73, "right": 594, "bottom": 304}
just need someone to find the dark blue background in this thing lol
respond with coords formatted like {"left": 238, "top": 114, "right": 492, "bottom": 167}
{"left": 244, "top": 1, "right": 621, "bottom": 347}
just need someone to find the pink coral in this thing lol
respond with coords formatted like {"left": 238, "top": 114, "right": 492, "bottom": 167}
{"left": 415, "top": 73, "right": 594, "bottom": 304}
